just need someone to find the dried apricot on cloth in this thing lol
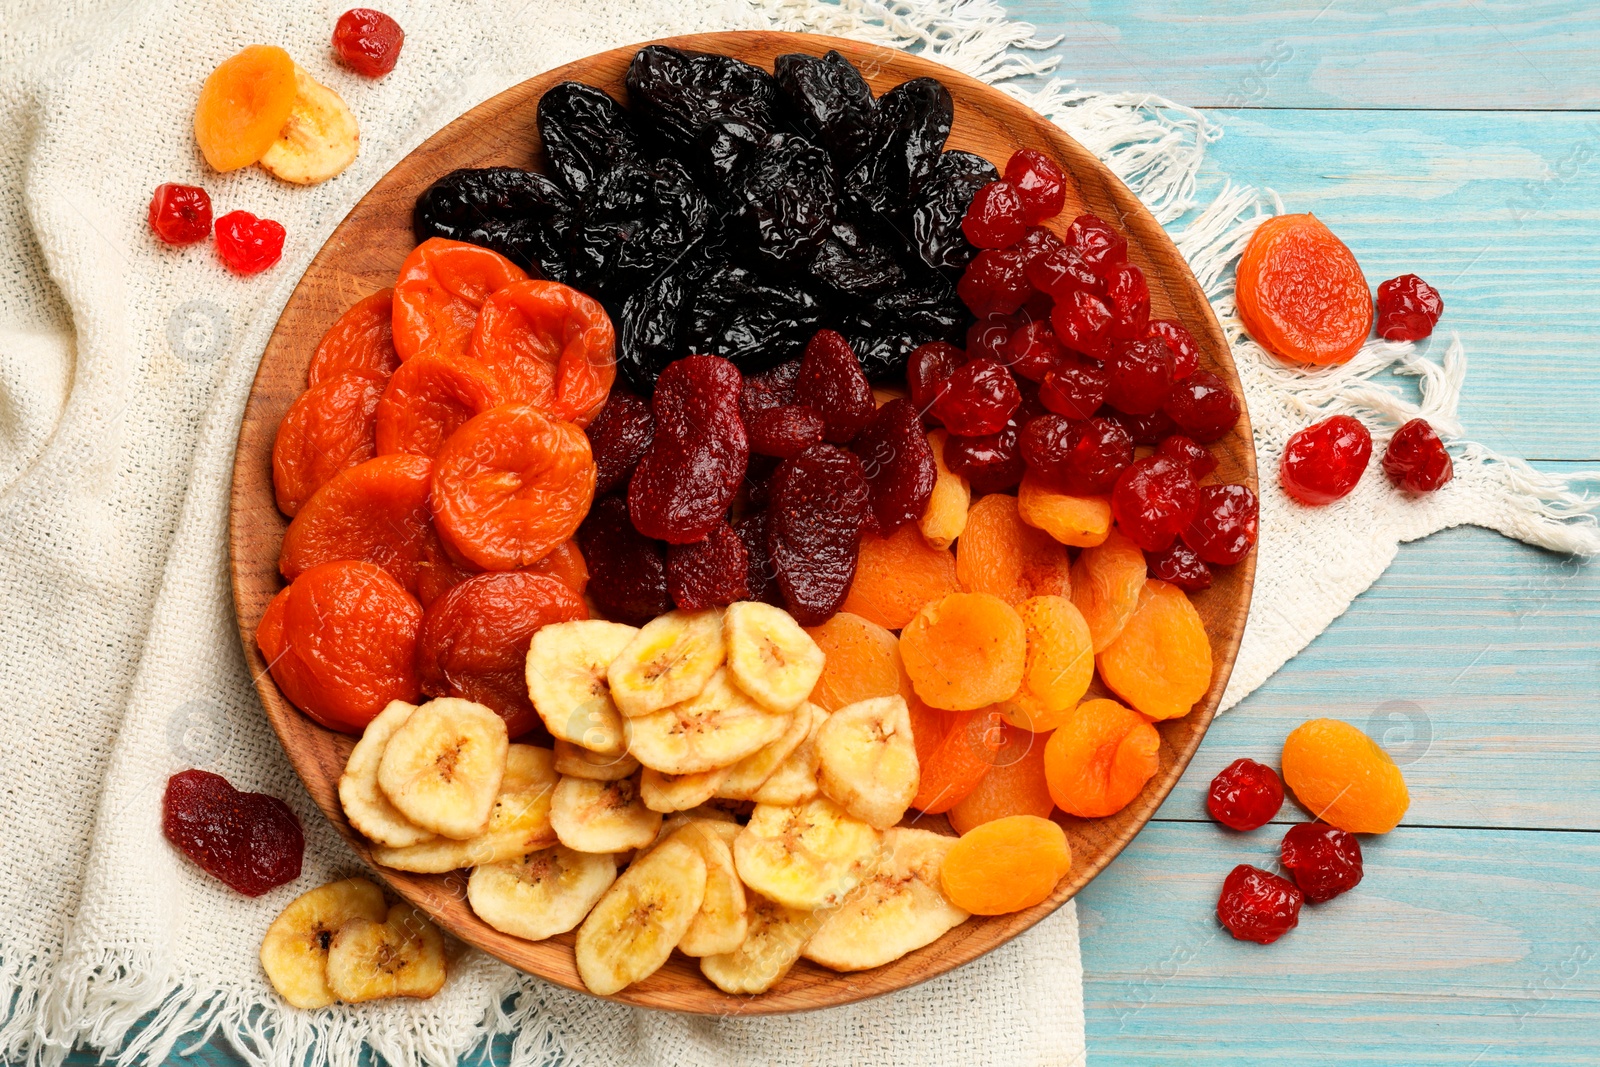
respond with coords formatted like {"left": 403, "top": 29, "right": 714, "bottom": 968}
{"left": 432, "top": 404, "right": 596, "bottom": 571}
{"left": 392, "top": 237, "right": 526, "bottom": 362}
{"left": 193, "top": 45, "right": 297, "bottom": 171}
{"left": 279, "top": 454, "right": 435, "bottom": 593}
{"left": 373, "top": 352, "right": 504, "bottom": 457}
{"left": 1069, "top": 529, "right": 1147, "bottom": 652}
{"left": 469, "top": 280, "right": 616, "bottom": 427}
{"left": 1096, "top": 579, "right": 1212, "bottom": 721}
{"left": 272, "top": 372, "right": 382, "bottom": 516}
{"left": 1044, "top": 698, "right": 1160, "bottom": 818}
{"left": 1281, "top": 718, "right": 1409, "bottom": 833}
{"left": 955, "top": 493, "right": 1072, "bottom": 604}
{"left": 805, "top": 612, "right": 914, "bottom": 712}
{"left": 949, "top": 723, "right": 1054, "bottom": 834}
{"left": 998, "top": 595, "right": 1093, "bottom": 733}
{"left": 1237, "top": 214, "right": 1372, "bottom": 366}
{"left": 307, "top": 288, "right": 399, "bottom": 386}
{"left": 163, "top": 769, "right": 303, "bottom": 896}
{"left": 940, "top": 814, "right": 1070, "bottom": 915}
{"left": 840, "top": 525, "right": 959, "bottom": 630}
{"left": 901, "top": 592, "right": 1026, "bottom": 712}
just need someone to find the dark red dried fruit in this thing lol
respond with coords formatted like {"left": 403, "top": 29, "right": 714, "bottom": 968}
{"left": 1050, "top": 289, "right": 1112, "bottom": 357}
{"left": 1020, "top": 414, "right": 1132, "bottom": 496}
{"left": 739, "top": 359, "right": 802, "bottom": 424}
{"left": 748, "top": 404, "right": 826, "bottom": 458}
{"left": 578, "top": 494, "right": 672, "bottom": 625}
{"left": 795, "top": 329, "right": 875, "bottom": 443}
{"left": 735, "top": 509, "right": 783, "bottom": 606}
{"left": 1184, "top": 484, "right": 1258, "bottom": 565}
{"left": 1145, "top": 541, "right": 1212, "bottom": 591}
{"left": 1382, "top": 417, "right": 1453, "bottom": 493}
{"left": 1111, "top": 454, "right": 1199, "bottom": 552}
{"left": 630, "top": 355, "right": 749, "bottom": 543}
{"left": 1146, "top": 319, "right": 1199, "bottom": 380}
{"left": 961, "top": 180, "right": 1028, "bottom": 248}
{"left": 1004, "top": 149, "right": 1066, "bottom": 224}
{"left": 333, "top": 8, "right": 405, "bottom": 77}
{"left": 162, "top": 769, "right": 303, "bottom": 897}
{"left": 966, "top": 314, "right": 1016, "bottom": 364}
{"left": 1104, "top": 406, "right": 1176, "bottom": 446}
{"left": 768, "top": 444, "right": 870, "bottom": 625}
{"left": 1164, "top": 369, "right": 1240, "bottom": 443}
{"left": 1002, "top": 319, "right": 1065, "bottom": 382}
{"left": 1103, "top": 264, "right": 1150, "bottom": 340}
{"left": 1376, "top": 274, "right": 1443, "bottom": 342}
{"left": 854, "top": 398, "right": 937, "bottom": 535}
{"left": 906, "top": 341, "right": 965, "bottom": 418}
{"left": 1038, "top": 357, "right": 1108, "bottom": 420}
{"left": 958, "top": 248, "right": 1033, "bottom": 318}
{"left": 944, "top": 422, "right": 1025, "bottom": 494}
{"left": 1281, "top": 415, "right": 1372, "bottom": 505}
{"left": 1015, "top": 226, "right": 1064, "bottom": 267}
{"left": 667, "top": 521, "right": 750, "bottom": 610}
{"left": 1063, "top": 214, "right": 1127, "bottom": 277}
{"left": 1218, "top": 864, "right": 1302, "bottom": 944}
{"left": 1280, "top": 822, "right": 1364, "bottom": 903}
{"left": 1025, "top": 245, "right": 1098, "bottom": 300}
{"left": 1206, "top": 758, "right": 1284, "bottom": 831}
{"left": 1104, "top": 338, "right": 1174, "bottom": 415}
{"left": 1157, "top": 434, "right": 1217, "bottom": 479}
{"left": 932, "top": 358, "right": 1021, "bottom": 436}
{"left": 586, "top": 388, "right": 654, "bottom": 495}
{"left": 148, "top": 183, "right": 212, "bottom": 245}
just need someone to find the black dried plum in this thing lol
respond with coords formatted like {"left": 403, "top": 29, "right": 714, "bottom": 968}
{"left": 537, "top": 82, "right": 641, "bottom": 198}
{"left": 567, "top": 156, "right": 712, "bottom": 298}
{"left": 807, "top": 219, "right": 906, "bottom": 297}
{"left": 616, "top": 254, "right": 695, "bottom": 394}
{"left": 840, "top": 277, "right": 970, "bottom": 381}
{"left": 731, "top": 133, "right": 837, "bottom": 269}
{"left": 774, "top": 50, "right": 876, "bottom": 170}
{"left": 413, "top": 167, "right": 574, "bottom": 278}
{"left": 842, "top": 78, "right": 953, "bottom": 220}
{"left": 683, "top": 261, "right": 825, "bottom": 373}
{"left": 913, "top": 150, "right": 997, "bottom": 274}
{"left": 626, "top": 45, "right": 779, "bottom": 151}
{"left": 697, "top": 119, "right": 767, "bottom": 190}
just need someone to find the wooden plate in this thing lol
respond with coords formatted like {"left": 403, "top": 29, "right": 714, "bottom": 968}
{"left": 229, "top": 30, "right": 1256, "bottom": 1015}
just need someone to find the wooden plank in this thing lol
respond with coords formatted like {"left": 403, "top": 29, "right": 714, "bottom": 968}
{"left": 1005, "top": 0, "right": 1600, "bottom": 110}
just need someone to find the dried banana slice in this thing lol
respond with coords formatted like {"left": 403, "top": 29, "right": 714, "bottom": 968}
{"left": 625, "top": 668, "right": 791, "bottom": 775}
{"left": 550, "top": 774, "right": 661, "bottom": 853}
{"left": 733, "top": 796, "right": 881, "bottom": 911}
{"left": 803, "top": 827, "right": 969, "bottom": 972}
{"left": 377, "top": 697, "right": 508, "bottom": 840}
{"left": 326, "top": 903, "right": 447, "bottom": 1002}
{"left": 662, "top": 821, "right": 748, "bottom": 957}
{"left": 640, "top": 766, "right": 730, "bottom": 813}
{"left": 607, "top": 609, "right": 725, "bottom": 717}
{"left": 724, "top": 601, "right": 826, "bottom": 713}
{"left": 526, "top": 619, "right": 637, "bottom": 755}
{"left": 259, "top": 67, "right": 359, "bottom": 185}
{"left": 467, "top": 845, "right": 617, "bottom": 942}
{"left": 816, "top": 696, "right": 920, "bottom": 830}
{"left": 553, "top": 738, "right": 641, "bottom": 782}
{"left": 371, "top": 745, "right": 557, "bottom": 873}
{"left": 338, "top": 700, "right": 436, "bottom": 848}
{"left": 750, "top": 704, "right": 829, "bottom": 806}
{"left": 574, "top": 836, "right": 707, "bottom": 995}
{"left": 259, "top": 877, "right": 388, "bottom": 1009}
{"left": 699, "top": 893, "right": 825, "bottom": 995}
{"left": 715, "top": 700, "right": 815, "bottom": 801}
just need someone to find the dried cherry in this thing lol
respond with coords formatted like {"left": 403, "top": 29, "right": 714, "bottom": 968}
{"left": 958, "top": 247, "right": 1032, "bottom": 318}
{"left": 1207, "top": 758, "right": 1284, "bottom": 831}
{"left": 1103, "top": 264, "right": 1150, "bottom": 340}
{"left": 148, "top": 183, "right": 212, "bottom": 245}
{"left": 1146, "top": 319, "right": 1199, "bottom": 380}
{"left": 578, "top": 494, "right": 671, "bottom": 625}
{"left": 586, "top": 388, "right": 654, "bottom": 496}
{"left": 163, "top": 770, "right": 303, "bottom": 896}
{"left": 932, "top": 358, "right": 1021, "bottom": 436}
{"left": 666, "top": 521, "right": 751, "bottom": 611}
{"left": 944, "top": 420, "right": 1026, "bottom": 494}
{"left": 1063, "top": 214, "right": 1127, "bottom": 277}
{"left": 1164, "top": 369, "right": 1241, "bottom": 443}
{"left": 629, "top": 354, "right": 749, "bottom": 543}
{"left": 1156, "top": 434, "right": 1217, "bottom": 479}
{"left": 1280, "top": 822, "right": 1364, "bottom": 903}
{"left": 333, "top": 9, "right": 404, "bottom": 77}
{"left": 1104, "top": 405, "right": 1176, "bottom": 446}
{"left": 1103, "top": 338, "right": 1174, "bottom": 415}
{"left": 1051, "top": 289, "right": 1113, "bottom": 356}
{"left": 906, "top": 341, "right": 965, "bottom": 418}
{"left": 1026, "top": 245, "right": 1098, "bottom": 300}
{"left": 1280, "top": 415, "right": 1372, "bottom": 505}
{"left": 1218, "top": 864, "right": 1302, "bottom": 944}
{"left": 215, "top": 211, "right": 284, "bottom": 274}
{"left": 1376, "top": 274, "right": 1443, "bottom": 342}
{"left": 1382, "top": 418, "right": 1453, "bottom": 492}
{"left": 1003, "top": 149, "right": 1066, "bottom": 224}
{"left": 1002, "top": 319, "right": 1066, "bottom": 382}
{"left": 768, "top": 443, "right": 871, "bottom": 625}
{"left": 1039, "top": 357, "right": 1108, "bottom": 421}
{"left": 1021, "top": 414, "right": 1131, "bottom": 496}
{"left": 1145, "top": 541, "right": 1212, "bottom": 591}
{"left": 961, "top": 180, "right": 1028, "bottom": 249}
{"left": 854, "top": 398, "right": 937, "bottom": 535}
{"left": 795, "top": 329, "right": 875, "bottom": 443}
{"left": 1111, "top": 454, "right": 1200, "bottom": 552}
{"left": 1184, "top": 484, "right": 1259, "bottom": 565}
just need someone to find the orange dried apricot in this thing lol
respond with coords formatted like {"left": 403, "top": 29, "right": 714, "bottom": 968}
{"left": 271, "top": 372, "right": 382, "bottom": 516}
{"left": 919, "top": 430, "right": 970, "bottom": 550}
{"left": 306, "top": 288, "right": 399, "bottom": 387}
{"left": 940, "top": 814, "right": 1071, "bottom": 915}
{"left": 912, "top": 706, "right": 1004, "bottom": 813}
{"left": 279, "top": 454, "right": 435, "bottom": 595}
{"left": 469, "top": 280, "right": 616, "bottom": 427}
{"left": 1044, "top": 698, "right": 1160, "bottom": 818}
{"left": 1237, "top": 213, "right": 1373, "bottom": 366}
{"left": 998, "top": 595, "right": 1094, "bottom": 733}
{"left": 840, "top": 525, "right": 959, "bottom": 630}
{"left": 907, "top": 695, "right": 953, "bottom": 769}
{"left": 1097, "top": 579, "right": 1213, "bottom": 721}
{"left": 373, "top": 352, "right": 504, "bottom": 457}
{"left": 900, "top": 592, "right": 1026, "bottom": 711}
{"left": 391, "top": 238, "right": 526, "bottom": 362}
{"left": 804, "top": 612, "right": 913, "bottom": 712}
{"left": 193, "top": 45, "right": 298, "bottom": 172}
{"left": 955, "top": 493, "right": 1072, "bottom": 605}
{"left": 1281, "top": 719, "right": 1409, "bottom": 833}
{"left": 949, "top": 723, "right": 1055, "bottom": 833}
{"left": 526, "top": 538, "right": 588, "bottom": 596}
{"left": 1070, "top": 529, "right": 1147, "bottom": 652}
{"left": 431, "top": 403, "right": 595, "bottom": 571}
{"left": 1016, "top": 473, "right": 1111, "bottom": 548}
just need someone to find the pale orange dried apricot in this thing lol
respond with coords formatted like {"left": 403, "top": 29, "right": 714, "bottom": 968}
{"left": 919, "top": 430, "right": 970, "bottom": 550}
{"left": 940, "top": 814, "right": 1071, "bottom": 915}
{"left": 949, "top": 723, "right": 1055, "bottom": 834}
{"left": 998, "top": 595, "right": 1094, "bottom": 733}
{"left": 900, "top": 591, "right": 1026, "bottom": 711}
{"left": 1070, "top": 529, "right": 1147, "bottom": 653}
{"left": 840, "top": 525, "right": 959, "bottom": 630}
{"left": 1096, "top": 579, "right": 1212, "bottom": 721}
{"left": 955, "top": 493, "right": 1072, "bottom": 605}
{"left": 1281, "top": 719, "right": 1409, "bottom": 833}
{"left": 1016, "top": 473, "right": 1111, "bottom": 547}
{"left": 804, "top": 612, "right": 913, "bottom": 712}
{"left": 193, "top": 45, "right": 298, "bottom": 171}
{"left": 1043, "top": 698, "right": 1160, "bottom": 818}
{"left": 907, "top": 695, "right": 953, "bottom": 769}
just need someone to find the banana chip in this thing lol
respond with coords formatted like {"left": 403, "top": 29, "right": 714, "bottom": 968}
{"left": 699, "top": 893, "right": 825, "bottom": 995}
{"left": 260, "top": 878, "right": 388, "bottom": 1009}
{"left": 750, "top": 704, "right": 829, "bottom": 806}
{"left": 378, "top": 697, "right": 508, "bottom": 840}
{"left": 553, "top": 738, "right": 641, "bottom": 782}
{"left": 662, "top": 821, "right": 748, "bottom": 957}
{"left": 575, "top": 836, "right": 707, "bottom": 995}
{"left": 733, "top": 796, "right": 881, "bottom": 911}
{"left": 550, "top": 774, "right": 662, "bottom": 853}
{"left": 608, "top": 609, "right": 725, "bottom": 717}
{"left": 468, "top": 845, "right": 617, "bottom": 942}
{"left": 816, "top": 696, "right": 920, "bottom": 829}
{"left": 326, "top": 903, "right": 447, "bottom": 1002}
{"left": 724, "top": 601, "right": 825, "bottom": 713}
{"left": 259, "top": 66, "right": 359, "bottom": 185}
{"left": 640, "top": 766, "right": 730, "bottom": 813}
{"left": 715, "top": 700, "right": 815, "bottom": 801}
{"left": 527, "top": 619, "right": 637, "bottom": 754}
{"left": 338, "top": 700, "right": 436, "bottom": 848}
{"left": 625, "top": 668, "right": 791, "bottom": 775}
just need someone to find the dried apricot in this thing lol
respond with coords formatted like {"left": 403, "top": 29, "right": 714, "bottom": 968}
{"left": 940, "top": 814, "right": 1070, "bottom": 915}
{"left": 1280, "top": 719, "right": 1409, "bottom": 833}
{"left": 271, "top": 372, "right": 382, "bottom": 516}
{"left": 954, "top": 493, "right": 1072, "bottom": 605}
{"left": 431, "top": 404, "right": 596, "bottom": 571}
{"left": 1069, "top": 529, "right": 1147, "bottom": 652}
{"left": 912, "top": 706, "right": 1005, "bottom": 813}
{"left": 1043, "top": 698, "right": 1160, "bottom": 818}
{"left": 907, "top": 695, "right": 953, "bottom": 769}
{"left": 919, "top": 430, "right": 970, "bottom": 550}
{"left": 468, "top": 279, "right": 616, "bottom": 427}
{"left": 193, "top": 45, "right": 298, "bottom": 171}
{"left": 526, "top": 538, "right": 588, "bottom": 595}
{"left": 392, "top": 238, "right": 526, "bottom": 362}
{"left": 901, "top": 592, "right": 1026, "bottom": 712}
{"left": 1016, "top": 473, "right": 1111, "bottom": 548}
{"left": 804, "top": 612, "right": 914, "bottom": 712}
{"left": 1237, "top": 214, "right": 1372, "bottom": 366}
{"left": 306, "top": 288, "right": 399, "bottom": 386}
{"left": 1097, "top": 579, "right": 1213, "bottom": 721}
{"left": 278, "top": 454, "right": 435, "bottom": 595}
{"left": 840, "top": 525, "right": 959, "bottom": 630}
{"left": 949, "top": 723, "right": 1055, "bottom": 833}
{"left": 373, "top": 352, "right": 504, "bottom": 457}
{"left": 998, "top": 596, "right": 1093, "bottom": 733}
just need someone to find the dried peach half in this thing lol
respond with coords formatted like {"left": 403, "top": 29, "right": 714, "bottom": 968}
{"left": 1281, "top": 718, "right": 1409, "bottom": 833}
{"left": 998, "top": 595, "right": 1094, "bottom": 733}
{"left": 900, "top": 592, "right": 1026, "bottom": 712}
{"left": 1071, "top": 529, "right": 1148, "bottom": 653}
{"left": 1096, "top": 579, "right": 1212, "bottom": 721}
{"left": 1044, "top": 698, "right": 1160, "bottom": 819}
{"left": 840, "top": 525, "right": 959, "bottom": 630}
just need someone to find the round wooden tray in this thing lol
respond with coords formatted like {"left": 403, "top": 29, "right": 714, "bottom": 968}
{"left": 229, "top": 30, "right": 1256, "bottom": 1015}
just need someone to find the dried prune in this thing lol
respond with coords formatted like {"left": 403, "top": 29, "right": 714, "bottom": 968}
{"left": 683, "top": 260, "right": 825, "bottom": 373}
{"left": 748, "top": 404, "right": 825, "bottom": 458}
{"left": 795, "top": 329, "right": 876, "bottom": 443}
{"left": 768, "top": 443, "right": 871, "bottom": 625}
{"left": 843, "top": 77, "right": 954, "bottom": 218}
{"left": 629, "top": 355, "right": 749, "bottom": 543}
{"left": 912, "top": 150, "right": 998, "bottom": 275}
{"left": 854, "top": 398, "right": 937, "bottom": 535}
{"left": 735, "top": 509, "right": 783, "bottom": 606}
{"left": 626, "top": 45, "right": 780, "bottom": 152}
{"left": 567, "top": 156, "right": 712, "bottom": 298}
{"left": 697, "top": 118, "right": 767, "bottom": 189}
{"left": 841, "top": 278, "right": 970, "bottom": 381}
{"left": 774, "top": 50, "right": 876, "bottom": 169}
{"left": 413, "top": 167, "right": 573, "bottom": 279}
{"left": 615, "top": 252, "right": 695, "bottom": 394}
{"left": 537, "top": 82, "right": 641, "bottom": 198}
{"left": 578, "top": 494, "right": 671, "bottom": 625}
{"left": 808, "top": 219, "right": 906, "bottom": 297}
{"left": 666, "top": 521, "right": 751, "bottom": 610}
{"left": 163, "top": 769, "right": 303, "bottom": 897}
{"left": 586, "top": 388, "right": 654, "bottom": 495}
{"left": 731, "top": 132, "right": 837, "bottom": 268}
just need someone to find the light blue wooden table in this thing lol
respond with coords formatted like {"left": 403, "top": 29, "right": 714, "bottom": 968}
{"left": 70, "top": 3, "right": 1599, "bottom": 1064}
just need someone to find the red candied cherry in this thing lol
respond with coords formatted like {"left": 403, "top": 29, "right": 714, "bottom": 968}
{"left": 1146, "top": 541, "right": 1212, "bottom": 591}
{"left": 215, "top": 211, "right": 285, "bottom": 274}
{"left": 1016, "top": 226, "right": 1064, "bottom": 266}
{"left": 1281, "top": 415, "right": 1372, "bottom": 505}
{"left": 1382, "top": 417, "right": 1453, "bottom": 492}
{"left": 1020, "top": 415, "right": 1132, "bottom": 495}
{"left": 1051, "top": 289, "right": 1113, "bottom": 356}
{"left": 1280, "top": 822, "right": 1364, "bottom": 903}
{"left": 1105, "top": 406, "right": 1175, "bottom": 445}
{"left": 1164, "top": 369, "right": 1241, "bottom": 443}
{"left": 148, "top": 183, "right": 213, "bottom": 245}
{"left": 958, "top": 248, "right": 1032, "bottom": 317}
{"left": 945, "top": 420, "right": 1025, "bottom": 493}
{"left": 1147, "top": 319, "right": 1199, "bottom": 380}
{"left": 334, "top": 9, "right": 406, "bottom": 77}
{"left": 962, "top": 180, "right": 1029, "bottom": 248}
{"left": 1004, "top": 149, "right": 1067, "bottom": 224}
{"left": 1103, "top": 337, "right": 1174, "bottom": 415}
{"left": 932, "top": 359, "right": 1021, "bottom": 436}
{"left": 1376, "top": 274, "right": 1443, "bottom": 342}
{"left": 906, "top": 341, "right": 965, "bottom": 419}
{"left": 1207, "top": 758, "right": 1284, "bottom": 831}
{"left": 1002, "top": 319, "right": 1066, "bottom": 382}
{"left": 1184, "top": 484, "right": 1259, "bottom": 565}
{"left": 1025, "top": 245, "right": 1098, "bottom": 299}
{"left": 1218, "top": 864, "right": 1302, "bottom": 944}
{"left": 1111, "top": 453, "right": 1199, "bottom": 551}
{"left": 966, "top": 314, "right": 1016, "bottom": 364}
{"left": 1039, "top": 357, "right": 1108, "bottom": 420}
{"left": 1063, "top": 214, "right": 1127, "bottom": 277}
{"left": 1157, "top": 434, "right": 1217, "bottom": 478}
{"left": 1103, "top": 264, "right": 1150, "bottom": 340}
